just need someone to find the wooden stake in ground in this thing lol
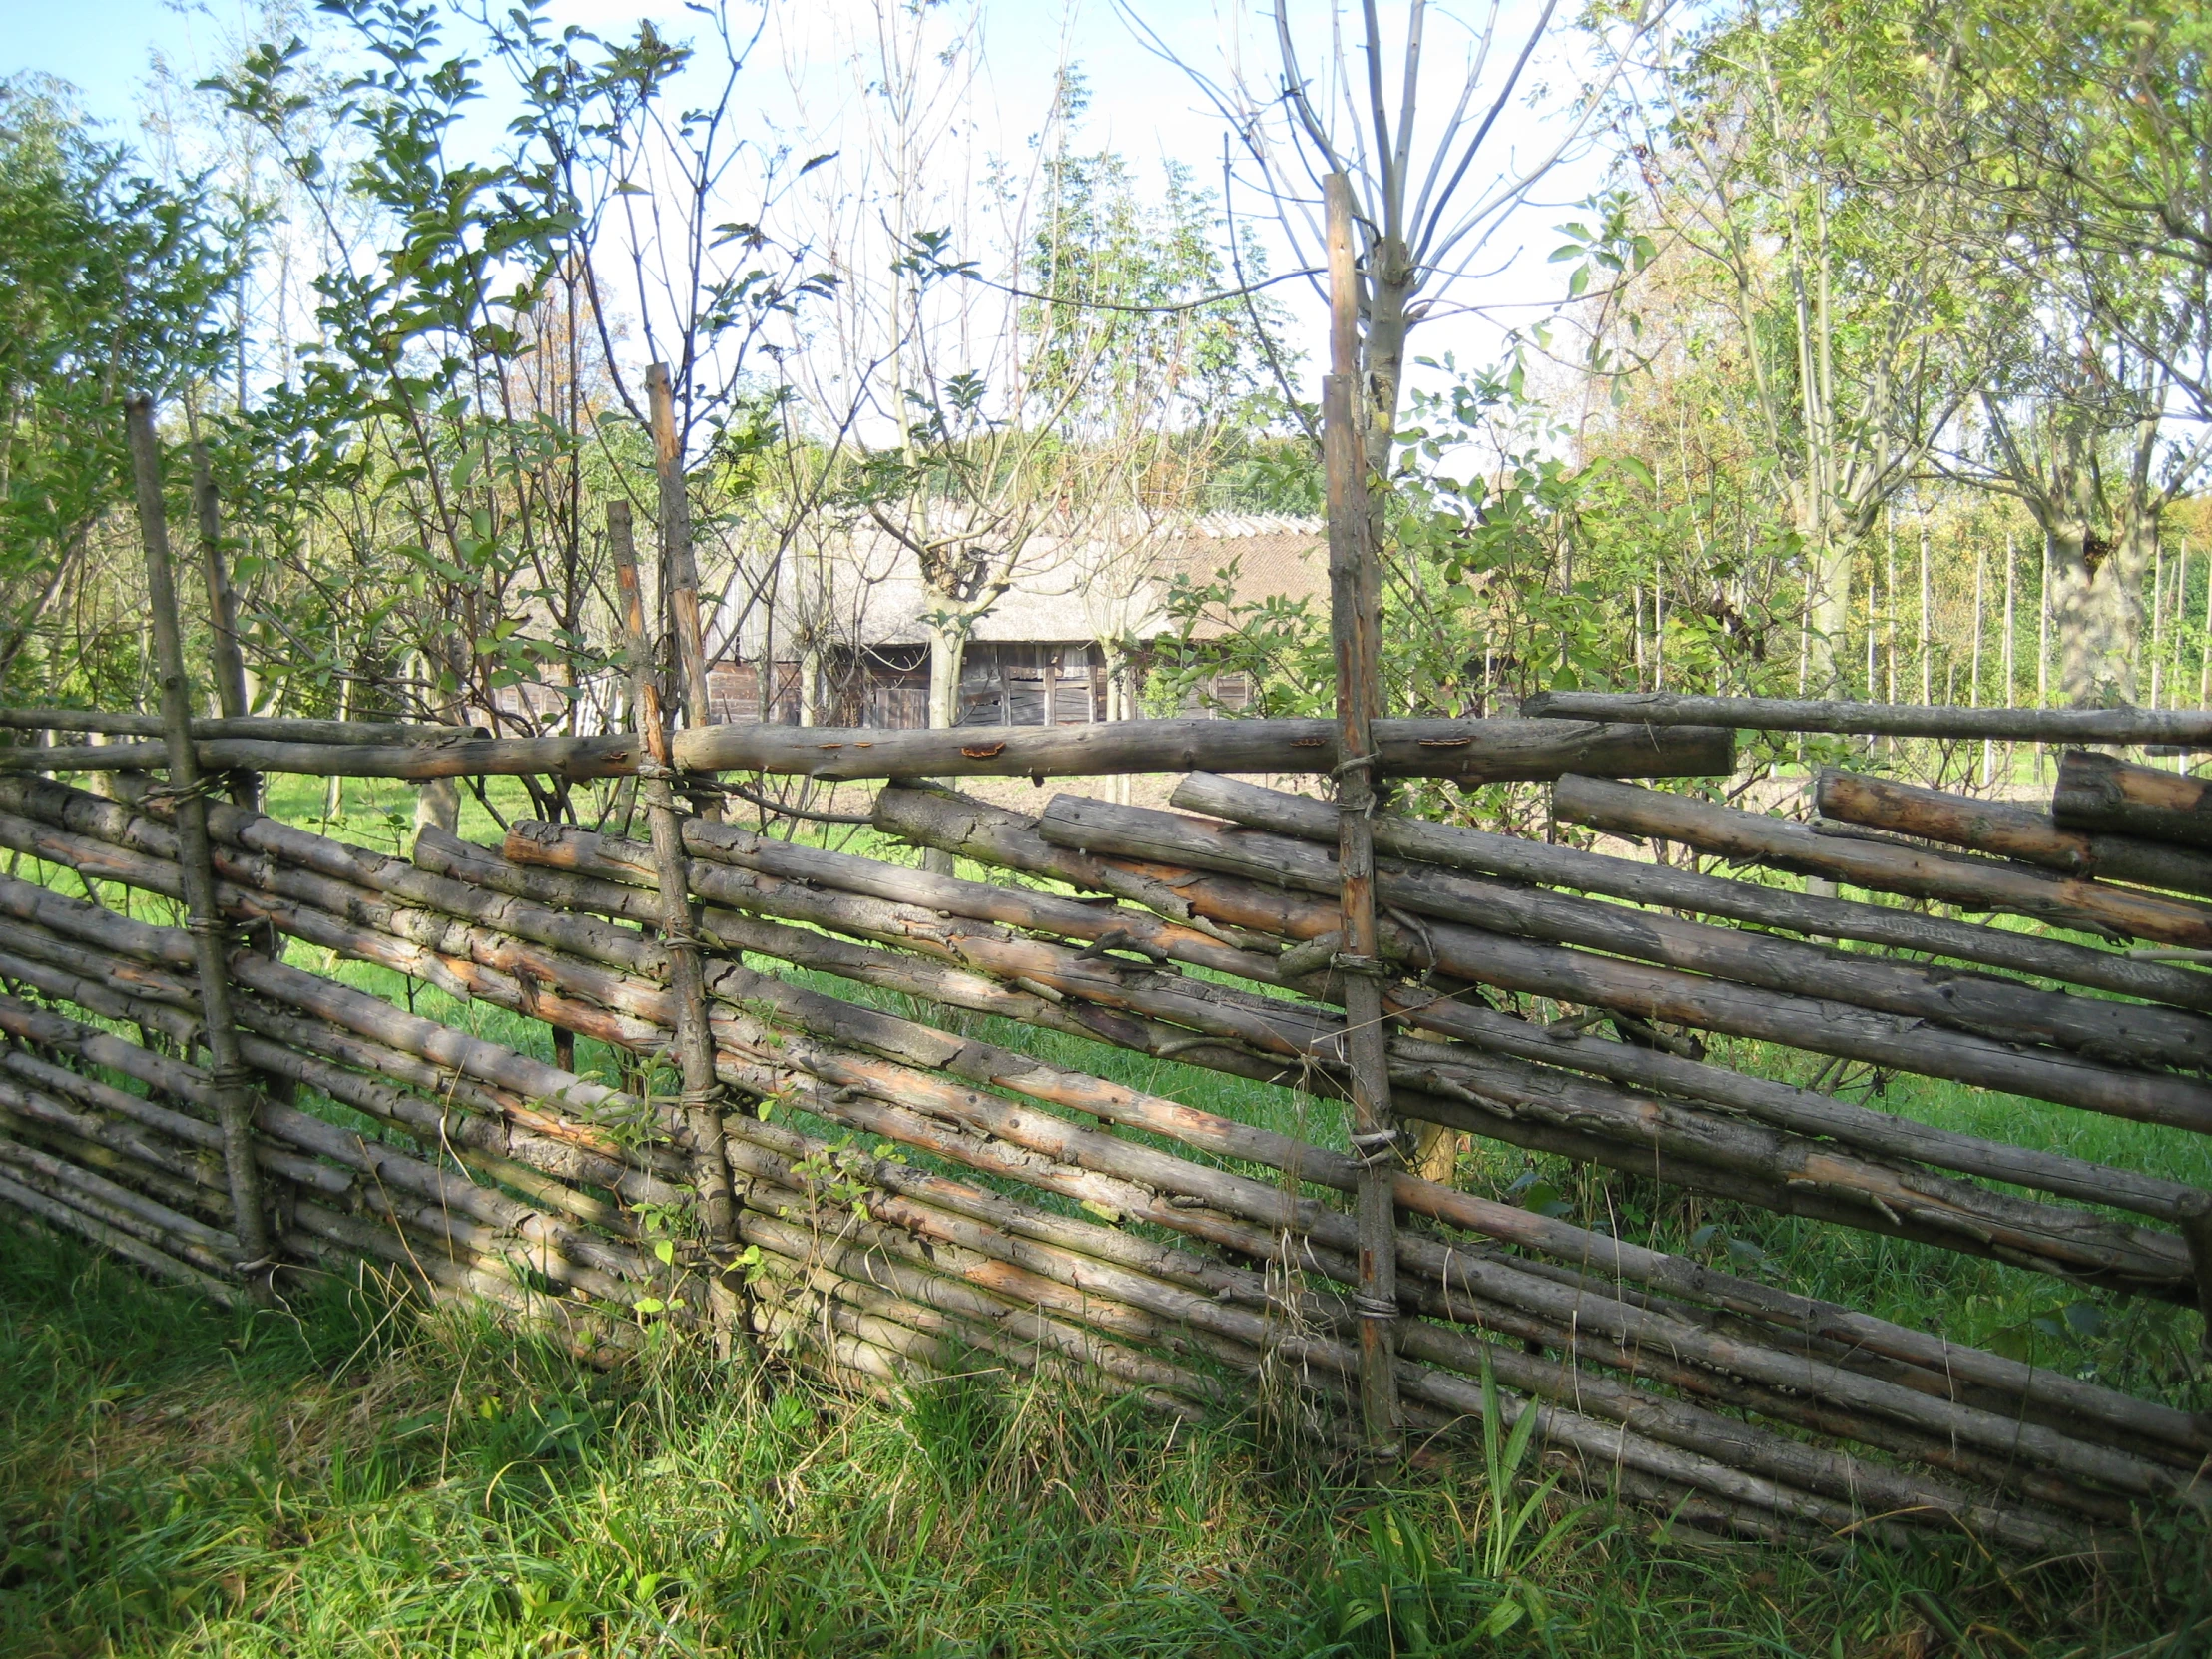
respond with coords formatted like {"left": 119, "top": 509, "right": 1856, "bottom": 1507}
{"left": 188, "top": 441, "right": 259, "bottom": 812}
{"left": 646, "top": 367, "right": 720, "bottom": 813}
{"left": 126, "top": 397, "right": 273, "bottom": 1292}
{"left": 609, "top": 501, "right": 744, "bottom": 1333}
{"left": 1323, "top": 172, "right": 1401, "bottom": 1462}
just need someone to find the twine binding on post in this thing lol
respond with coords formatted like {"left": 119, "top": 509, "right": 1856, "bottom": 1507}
{"left": 1349, "top": 1127, "right": 1405, "bottom": 1169}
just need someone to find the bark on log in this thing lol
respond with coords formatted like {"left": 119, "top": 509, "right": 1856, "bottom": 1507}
{"left": 609, "top": 498, "right": 740, "bottom": 1292}
{"left": 0, "top": 776, "right": 665, "bottom": 985}
{"left": 673, "top": 716, "right": 1736, "bottom": 784}
{"left": 1521, "top": 691, "right": 2212, "bottom": 747}
{"left": 1136, "top": 786, "right": 2212, "bottom": 1068}
{"left": 0, "top": 710, "right": 450, "bottom": 743}
{"left": 455, "top": 821, "right": 2199, "bottom": 1293}
{"left": 745, "top": 1233, "right": 1222, "bottom": 1411}
{"left": 669, "top": 945, "right": 2212, "bottom": 1465}
{"left": 743, "top": 1019, "right": 2196, "bottom": 1502}
{"left": 0, "top": 938, "right": 684, "bottom": 1230}
{"left": 0, "top": 870, "right": 2098, "bottom": 1438}
{"left": 703, "top": 995, "right": 2194, "bottom": 1477}
{"left": 0, "top": 718, "right": 1732, "bottom": 784}
{"left": 1324, "top": 169, "right": 1402, "bottom": 1454}
{"left": 1179, "top": 771, "right": 2212, "bottom": 1010}
{"left": 0, "top": 1028, "right": 343, "bottom": 1198}
{"left": 8, "top": 810, "right": 2203, "bottom": 1477}
{"left": 1033, "top": 796, "right": 2212, "bottom": 1131}
{"left": 0, "top": 977, "right": 650, "bottom": 1296}
{"left": 283, "top": 1199, "right": 637, "bottom": 1359}
{"left": 866, "top": 792, "right": 2212, "bottom": 1431}
{"left": 8, "top": 897, "right": 2194, "bottom": 1521}
{"left": 0, "top": 868, "right": 641, "bottom": 1134}
{"left": 0, "top": 732, "right": 644, "bottom": 781}
{"left": 1816, "top": 769, "right": 2212, "bottom": 900}
{"left": 0, "top": 1169, "right": 240, "bottom": 1303}
{"left": 1553, "top": 773, "right": 2212, "bottom": 951}
{"left": 0, "top": 1134, "right": 239, "bottom": 1275}
{"left": 0, "top": 910, "right": 1946, "bottom": 1548}
{"left": 732, "top": 1105, "right": 2072, "bottom": 1549}
{"left": 127, "top": 396, "right": 272, "bottom": 1285}
{"left": 2054, "top": 752, "right": 2212, "bottom": 850}
{"left": 425, "top": 816, "right": 2207, "bottom": 1305}
{"left": 0, "top": 1095, "right": 239, "bottom": 1229}
{"left": 872, "top": 785, "right": 2210, "bottom": 1221}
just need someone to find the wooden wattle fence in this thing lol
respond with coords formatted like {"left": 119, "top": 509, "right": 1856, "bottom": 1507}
{"left": 5, "top": 376, "right": 2212, "bottom": 1562}
{"left": 0, "top": 719, "right": 2209, "bottom": 1558}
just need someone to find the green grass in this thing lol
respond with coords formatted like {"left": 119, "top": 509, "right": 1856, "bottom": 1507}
{"left": 4, "top": 774, "right": 2211, "bottom": 1651}
{"left": 4, "top": 1223, "right": 2205, "bottom": 1658}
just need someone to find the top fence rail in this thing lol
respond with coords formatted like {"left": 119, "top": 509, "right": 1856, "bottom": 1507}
{"left": 0, "top": 716, "right": 1735, "bottom": 783}
{"left": 1521, "top": 692, "right": 2212, "bottom": 747}
{"left": 6, "top": 696, "right": 2208, "bottom": 782}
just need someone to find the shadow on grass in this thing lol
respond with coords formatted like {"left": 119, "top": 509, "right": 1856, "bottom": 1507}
{"left": 2, "top": 1221, "right": 2202, "bottom": 1658}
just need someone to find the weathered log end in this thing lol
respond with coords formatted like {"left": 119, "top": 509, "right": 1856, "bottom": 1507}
{"left": 2054, "top": 751, "right": 2212, "bottom": 851}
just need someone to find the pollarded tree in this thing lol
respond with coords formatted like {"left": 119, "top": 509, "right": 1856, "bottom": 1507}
{"left": 1610, "top": 0, "right": 1986, "bottom": 694}
{"left": 1927, "top": 0, "right": 2212, "bottom": 703}
{"left": 1967, "top": 249, "right": 2212, "bottom": 706}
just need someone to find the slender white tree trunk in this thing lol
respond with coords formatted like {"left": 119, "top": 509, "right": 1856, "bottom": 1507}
{"left": 2000, "top": 534, "right": 2016, "bottom": 783}
{"left": 1918, "top": 507, "right": 1933, "bottom": 705}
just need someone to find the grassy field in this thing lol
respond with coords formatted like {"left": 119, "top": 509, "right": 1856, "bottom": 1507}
{"left": 0, "top": 772, "right": 2207, "bottom": 1654}
{"left": 6, "top": 1223, "right": 2206, "bottom": 1659}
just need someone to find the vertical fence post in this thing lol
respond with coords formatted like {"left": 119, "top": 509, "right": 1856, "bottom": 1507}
{"left": 127, "top": 396, "right": 275, "bottom": 1296}
{"left": 1322, "top": 173, "right": 1400, "bottom": 1462}
{"left": 189, "top": 440, "right": 260, "bottom": 812}
{"left": 609, "top": 501, "right": 746, "bottom": 1347}
{"left": 647, "top": 364, "right": 723, "bottom": 823}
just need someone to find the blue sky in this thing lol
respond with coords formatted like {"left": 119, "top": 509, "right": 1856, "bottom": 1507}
{"left": 7, "top": 0, "right": 206, "bottom": 129}
{"left": 7, "top": 1, "right": 1605, "bottom": 402}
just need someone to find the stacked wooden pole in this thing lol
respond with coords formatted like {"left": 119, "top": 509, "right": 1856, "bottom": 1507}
{"left": 0, "top": 715, "right": 1735, "bottom": 786}
{"left": 1, "top": 772, "right": 2204, "bottom": 1551}
{"left": 1, "top": 766, "right": 2200, "bottom": 1300}
{"left": 1813, "top": 770, "right": 2212, "bottom": 901}
{"left": 0, "top": 856, "right": 2020, "bottom": 1545}
{"left": 2054, "top": 752, "right": 2212, "bottom": 851}
{"left": 1521, "top": 690, "right": 2212, "bottom": 747}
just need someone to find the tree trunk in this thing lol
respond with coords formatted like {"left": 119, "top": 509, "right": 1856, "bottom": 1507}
{"left": 1807, "top": 528, "right": 1860, "bottom": 698}
{"left": 919, "top": 615, "right": 970, "bottom": 872}
{"left": 414, "top": 777, "right": 460, "bottom": 837}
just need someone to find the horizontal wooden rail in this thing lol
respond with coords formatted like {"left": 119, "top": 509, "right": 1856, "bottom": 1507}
{"left": 0, "top": 717, "right": 1732, "bottom": 783}
{"left": 1815, "top": 770, "right": 2212, "bottom": 898}
{"left": 1522, "top": 691, "right": 2212, "bottom": 746}
{"left": 2055, "top": 752, "right": 2212, "bottom": 848}
{"left": 0, "top": 708, "right": 455, "bottom": 744}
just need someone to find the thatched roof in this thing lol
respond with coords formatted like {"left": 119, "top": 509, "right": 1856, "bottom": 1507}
{"left": 715, "top": 513, "right": 1326, "bottom": 654}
